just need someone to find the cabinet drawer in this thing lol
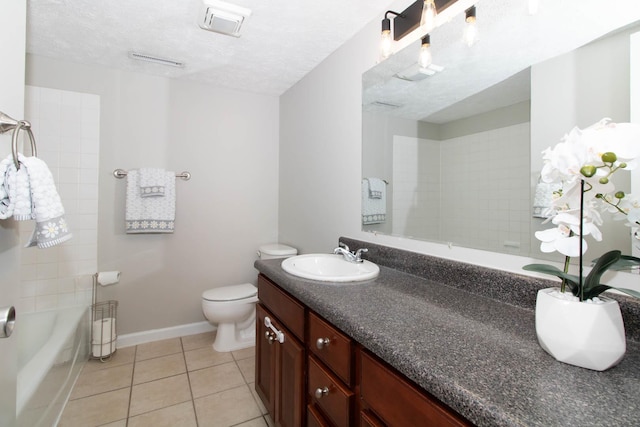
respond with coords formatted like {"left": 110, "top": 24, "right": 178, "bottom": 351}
{"left": 360, "top": 350, "right": 470, "bottom": 427}
{"left": 308, "top": 356, "right": 353, "bottom": 427}
{"left": 308, "top": 404, "right": 331, "bottom": 427}
{"left": 258, "top": 274, "right": 305, "bottom": 341}
{"left": 308, "top": 311, "right": 353, "bottom": 386}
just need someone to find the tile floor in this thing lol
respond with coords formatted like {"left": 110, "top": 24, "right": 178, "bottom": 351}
{"left": 58, "top": 332, "right": 273, "bottom": 427}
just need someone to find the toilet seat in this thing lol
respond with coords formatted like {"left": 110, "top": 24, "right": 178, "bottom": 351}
{"left": 202, "top": 284, "right": 257, "bottom": 302}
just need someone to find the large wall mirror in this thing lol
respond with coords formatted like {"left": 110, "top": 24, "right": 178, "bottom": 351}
{"left": 362, "top": 0, "right": 640, "bottom": 261}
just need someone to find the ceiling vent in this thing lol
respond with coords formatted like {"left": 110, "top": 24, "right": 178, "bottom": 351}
{"left": 199, "top": 0, "right": 252, "bottom": 37}
{"left": 129, "top": 52, "right": 185, "bottom": 68}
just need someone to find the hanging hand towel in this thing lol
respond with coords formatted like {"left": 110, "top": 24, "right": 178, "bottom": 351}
{"left": 126, "top": 169, "right": 176, "bottom": 233}
{"left": 0, "top": 154, "right": 33, "bottom": 220}
{"left": 139, "top": 168, "right": 166, "bottom": 198}
{"left": 362, "top": 178, "right": 386, "bottom": 224}
{"left": 0, "top": 153, "right": 72, "bottom": 248}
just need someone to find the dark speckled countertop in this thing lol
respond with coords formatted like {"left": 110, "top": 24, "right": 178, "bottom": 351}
{"left": 254, "top": 238, "right": 640, "bottom": 427}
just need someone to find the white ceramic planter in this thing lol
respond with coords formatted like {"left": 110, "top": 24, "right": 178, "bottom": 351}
{"left": 535, "top": 287, "right": 626, "bottom": 371}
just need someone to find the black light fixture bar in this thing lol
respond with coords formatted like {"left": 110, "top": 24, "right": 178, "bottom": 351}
{"left": 393, "top": 0, "right": 460, "bottom": 41}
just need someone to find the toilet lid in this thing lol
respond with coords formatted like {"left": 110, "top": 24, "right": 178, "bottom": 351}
{"left": 202, "top": 284, "right": 257, "bottom": 302}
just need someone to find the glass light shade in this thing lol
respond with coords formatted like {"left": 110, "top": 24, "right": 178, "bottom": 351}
{"left": 418, "top": 43, "right": 432, "bottom": 69}
{"left": 381, "top": 29, "right": 393, "bottom": 58}
{"left": 463, "top": 18, "right": 478, "bottom": 47}
{"left": 420, "top": 0, "right": 437, "bottom": 31}
{"left": 528, "top": 0, "right": 539, "bottom": 15}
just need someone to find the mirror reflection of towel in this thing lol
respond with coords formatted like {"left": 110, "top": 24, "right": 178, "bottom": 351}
{"left": 362, "top": 178, "right": 386, "bottom": 224}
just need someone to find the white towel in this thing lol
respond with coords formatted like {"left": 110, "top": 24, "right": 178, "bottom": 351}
{"left": 139, "top": 168, "right": 166, "bottom": 198}
{"left": 0, "top": 154, "right": 72, "bottom": 248}
{"left": 362, "top": 178, "right": 386, "bottom": 224}
{"left": 126, "top": 169, "right": 176, "bottom": 233}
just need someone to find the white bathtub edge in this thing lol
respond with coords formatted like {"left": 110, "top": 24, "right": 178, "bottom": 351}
{"left": 117, "top": 321, "right": 216, "bottom": 348}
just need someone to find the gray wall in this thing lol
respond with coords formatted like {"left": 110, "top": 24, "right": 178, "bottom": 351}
{"left": 26, "top": 55, "right": 280, "bottom": 334}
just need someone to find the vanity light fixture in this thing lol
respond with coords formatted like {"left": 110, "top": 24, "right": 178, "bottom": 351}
{"left": 379, "top": 0, "right": 459, "bottom": 60}
{"left": 418, "top": 34, "right": 433, "bottom": 69}
{"left": 421, "top": 0, "right": 438, "bottom": 31}
{"left": 463, "top": 5, "right": 478, "bottom": 47}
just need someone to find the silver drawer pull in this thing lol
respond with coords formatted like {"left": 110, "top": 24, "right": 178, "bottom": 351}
{"left": 314, "top": 386, "right": 329, "bottom": 399}
{"left": 264, "top": 316, "right": 285, "bottom": 344}
{"left": 316, "top": 337, "right": 330, "bottom": 349}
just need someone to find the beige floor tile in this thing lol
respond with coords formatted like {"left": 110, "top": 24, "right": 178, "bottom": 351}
{"left": 70, "top": 363, "right": 133, "bottom": 399}
{"left": 58, "top": 388, "right": 129, "bottom": 427}
{"left": 237, "top": 357, "right": 255, "bottom": 383}
{"left": 185, "top": 346, "right": 233, "bottom": 371}
{"left": 248, "top": 382, "right": 268, "bottom": 415}
{"left": 189, "top": 361, "right": 245, "bottom": 398}
{"left": 100, "top": 421, "right": 128, "bottom": 427}
{"left": 129, "top": 374, "right": 192, "bottom": 417}
{"left": 135, "top": 338, "right": 182, "bottom": 361}
{"left": 234, "top": 416, "right": 269, "bottom": 427}
{"left": 82, "top": 347, "right": 136, "bottom": 373}
{"left": 232, "top": 346, "right": 255, "bottom": 361}
{"left": 194, "top": 385, "right": 262, "bottom": 427}
{"left": 128, "top": 401, "right": 197, "bottom": 427}
{"left": 133, "top": 353, "right": 186, "bottom": 384}
{"left": 181, "top": 331, "right": 216, "bottom": 351}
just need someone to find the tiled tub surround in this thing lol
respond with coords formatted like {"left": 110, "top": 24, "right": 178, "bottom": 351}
{"left": 254, "top": 238, "right": 640, "bottom": 427}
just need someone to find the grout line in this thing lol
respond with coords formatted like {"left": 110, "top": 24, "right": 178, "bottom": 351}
{"left": 182, "top": 336, "right": 200, "bottom": 427}
{"left": 124, "top": 345, "right": 137, "bottom": 426}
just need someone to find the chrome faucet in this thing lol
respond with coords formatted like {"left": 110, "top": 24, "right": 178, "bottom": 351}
{"left": 333, "top": 243, "right": 368, "bottom": 263}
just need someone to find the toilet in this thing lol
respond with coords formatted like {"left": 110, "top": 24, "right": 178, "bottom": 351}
{"left": 202, "top": 243, "right": 297, "bottom": 352}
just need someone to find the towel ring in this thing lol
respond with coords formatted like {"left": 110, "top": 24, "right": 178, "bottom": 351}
{"left": 0, "top": 111, "right": 37, "bottom": 170}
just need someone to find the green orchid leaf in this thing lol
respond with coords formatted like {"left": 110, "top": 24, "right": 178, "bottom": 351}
{"left": 593, "top": 254, "right": 640, "bottom": 271}
{"left": 583, "top": 284, "right": 611, "bottom": 300}
{"left": 607, "top": 287, "right": 640, "bottom": 299}
{"left": 583, "top": 250, "right": 622, "bottom": 294}
{"left": 523, "top": 264, "right": 580, "bottom": 287}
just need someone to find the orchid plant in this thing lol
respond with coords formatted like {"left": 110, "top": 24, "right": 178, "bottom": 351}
{"left": 524, "top": 118, "right": 640, "bottom": 301}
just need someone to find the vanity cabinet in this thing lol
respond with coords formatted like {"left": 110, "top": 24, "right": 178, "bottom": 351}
{"left": 256, "top": 275, "right": 305, "bottom": 427}
{"left": 255, "top": 274, "right": 471, "bottom": 427}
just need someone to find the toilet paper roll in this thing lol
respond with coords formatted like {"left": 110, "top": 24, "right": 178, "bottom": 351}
{"left": 97, "top": 271, "right": 120, "bottom": 286}
{"left": 92, "top": 342, "right": 116, "bottom": 358}
{"left": 92, "top": 318, "right": 117, "bottom": 344}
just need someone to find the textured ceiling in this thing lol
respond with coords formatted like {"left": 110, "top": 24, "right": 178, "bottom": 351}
{"left": 27, "top": 0, "right": 396, "bottom": 96}
{"left": 363, "top": 0, "right": 640, "bottom": 123}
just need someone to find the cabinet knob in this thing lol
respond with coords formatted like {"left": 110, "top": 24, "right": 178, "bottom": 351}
{"left": 316, "top": 337, "right": 330, "bottom": 349}
{"left": 265, "top": 331, "right": 276, "bottom": 344}
{"left": 314, "top": 386, "right": 329, "bottom": 399}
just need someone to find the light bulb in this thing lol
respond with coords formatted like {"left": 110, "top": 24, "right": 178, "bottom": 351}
{"left": 528, "top": 0, "right": 539, "bottom": 15}
{"left": 463, "top": 7, "right": 478, "bottom": 47}
{"left": 381, "top": 17, "right": 393, "bottom": 59}
{"left": 420, "top": 0, "right": 437, "bottom": 31}
{"left": 381, "top": 29, "right": 393, "bottom": 59}
{"left": 419, "top": 36, "right": 432, "bottom": 69}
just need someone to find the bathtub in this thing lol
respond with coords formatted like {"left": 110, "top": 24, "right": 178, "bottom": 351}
{"left": 16, "top": 306, "right": 89, "bottom": 426}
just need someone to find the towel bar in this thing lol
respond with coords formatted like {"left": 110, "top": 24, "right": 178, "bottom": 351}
{"left": 113, "top": 169, "right": 191, "bottom": 180}
{"left": 0, "top": 111, "right": 38, "bottom": 169}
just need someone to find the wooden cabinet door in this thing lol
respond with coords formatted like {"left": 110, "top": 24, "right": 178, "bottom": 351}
{"left": 275, "top": 323, "right": 305, "bottom": 427}
{"left": 256, "top": 304, "right": 276, "bottom": 416}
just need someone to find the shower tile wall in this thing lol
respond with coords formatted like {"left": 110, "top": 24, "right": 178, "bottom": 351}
{"left": 392, "top": 123, "right": 530, "bottom": 255}
{"left": 19, "top": 86, "right": 100, "bottom": 313}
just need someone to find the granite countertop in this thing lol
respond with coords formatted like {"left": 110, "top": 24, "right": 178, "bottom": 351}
{"left": 254, "top": 257, "right": 640, "bottom": 427}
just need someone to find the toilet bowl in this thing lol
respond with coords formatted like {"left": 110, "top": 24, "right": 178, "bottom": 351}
{"left": 202, "top": 243, "right": 297, "bottom": 352}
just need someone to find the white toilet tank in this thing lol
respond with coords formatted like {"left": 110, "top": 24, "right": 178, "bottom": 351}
{"left": 257, "top": 243, "right": 297, "bottom": 260}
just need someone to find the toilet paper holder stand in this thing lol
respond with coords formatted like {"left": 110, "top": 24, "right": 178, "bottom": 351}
{"left": 91, "top": 273, "right": 119, "bottom": 361}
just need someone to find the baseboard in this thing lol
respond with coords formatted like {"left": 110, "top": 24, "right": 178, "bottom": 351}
{"left": 117, "top": 321, "right": 216, "bottom": 348}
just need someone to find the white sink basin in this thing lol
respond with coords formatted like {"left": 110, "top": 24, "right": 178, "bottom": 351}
{"left": 281, "top": 254, "right": 379, "bottom": 282}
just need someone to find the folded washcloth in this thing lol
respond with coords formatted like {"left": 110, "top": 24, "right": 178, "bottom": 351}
{"left": 126, "top": 169, "right": 176, "bottom": 233}
{"left": 367, "top": 177, "right": 386, "bottom": 199}
{"left": 0, "top": 153, "right": 72, "bottom": 248}
{"left": 139, "top": 167, "right": 166, "bottom": 198}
